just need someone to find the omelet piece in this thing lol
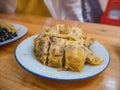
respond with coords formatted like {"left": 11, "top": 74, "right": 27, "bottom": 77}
{"left": 58, "top": 24, "right": 71, "bottom": 35}
{"left": 34, "top": 34, "right": 50, "bottom": 65}
{"left": 45, "top": 24, "right": 72, "bottom": 40}
{"left": 70, "top": 27, "right": 83, "bottom": 41}
{"left": 44, "top": 24, "right": 60, "bottom": 36}
{"left": 82, "top": 46, "right": 103, "bottom": 65}
{"left": 64, "top": 41, "right": 86, "bottom": 72}
{"left": 86, "top": 52, "right": 103, "bottom": 65}
{"left": 48, "top": 37, "right": 65, "bottom": 68}
{"left": 83, "top": 36, "right": 95, "bottom": 47}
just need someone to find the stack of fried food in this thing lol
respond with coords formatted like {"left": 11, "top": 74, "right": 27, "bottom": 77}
{"left": 34, "top": 24, "right": 103, "bottom": 72}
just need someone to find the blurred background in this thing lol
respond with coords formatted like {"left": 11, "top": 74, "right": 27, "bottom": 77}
{"left": 0, "top": 0, "right": 119, "bottom": 26}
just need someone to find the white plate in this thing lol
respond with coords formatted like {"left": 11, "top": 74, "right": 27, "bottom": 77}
{"left": 0, "top": 24, "right": 28, "bottom": 46}
{"left": 14, "top": 35, "right": 110, "bottom": 81}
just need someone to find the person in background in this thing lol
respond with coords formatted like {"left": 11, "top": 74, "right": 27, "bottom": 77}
{"left": 0, "top": 0, "right": 108, "bottom": 23}
{"left": 44, "top": 0, "right": 108, "bottom": 23}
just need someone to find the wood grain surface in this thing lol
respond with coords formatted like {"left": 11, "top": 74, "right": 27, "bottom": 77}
{"left": 0, "top": 14, "right": 120, "bottom": 90}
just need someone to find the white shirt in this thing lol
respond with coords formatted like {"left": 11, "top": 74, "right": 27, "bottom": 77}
{"left": 44, "top": 0, "right": 108, "bottom": 22}
{"left": 44, "top": 0, "right": 84, "bottom": 22}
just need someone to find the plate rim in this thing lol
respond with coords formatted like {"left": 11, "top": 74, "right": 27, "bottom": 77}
{"left": 14, "top": 35, "right": 110, "bottom": 81}
{"left": 0, "top": 23, "right": 28, "bottom": 46}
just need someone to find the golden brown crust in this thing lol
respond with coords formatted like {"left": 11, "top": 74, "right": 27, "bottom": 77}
{"left": 34, "top": 24, "right": 103, "bottom": 72}
{"left": 64, "top": 41, "right": 86, "bottom": 72}
{"left": 34, "top": 35, "right": 50, "bottom": 65}
{"left": 48, "top": 37, "right": 65, "bottom": 68}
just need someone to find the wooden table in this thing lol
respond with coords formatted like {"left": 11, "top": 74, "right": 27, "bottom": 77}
{"left": 0, "top": 14, "right": 120, "bottom": 90}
